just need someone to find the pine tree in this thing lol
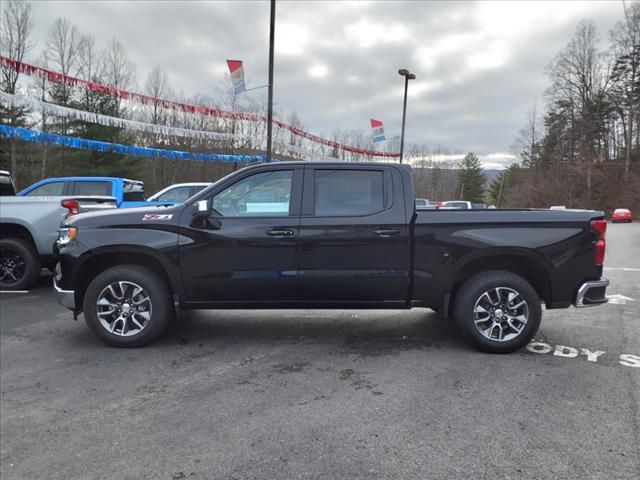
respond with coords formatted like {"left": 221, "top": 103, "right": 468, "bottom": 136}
{"left": 489, "top": 163, "right": 520, "bottom": 207}
{"left": 457, "top": 152, "right": 486, "bottom": 203}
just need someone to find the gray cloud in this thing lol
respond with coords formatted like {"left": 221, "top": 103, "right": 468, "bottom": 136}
{"left": 23, "top": 0, "right": 624, "bottom": 164}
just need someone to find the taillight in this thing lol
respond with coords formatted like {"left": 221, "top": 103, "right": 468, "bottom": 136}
{"left": 590, "top": 219, "right": 607, "bottom": 265}
{"left": 61, "top": 199, "right": 79, "bottom": 217}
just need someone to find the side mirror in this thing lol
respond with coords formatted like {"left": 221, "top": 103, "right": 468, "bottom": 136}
{"left": 193, "top": 199, "right": 210, "bottom": 217}
{"left": 191, "top": 199, "right": 221, "bottom": 230}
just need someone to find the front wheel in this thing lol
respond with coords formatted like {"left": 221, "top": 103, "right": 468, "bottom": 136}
{"left": 83, "top": 265, "right": 174, "bottom": 347}
{"left": 453, "top": 271, "right": 541, "bottom": 353}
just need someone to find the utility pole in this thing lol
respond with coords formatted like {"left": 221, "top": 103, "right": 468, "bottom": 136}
{"left": 266, "top": 0, "right": 276, "bottom": 162}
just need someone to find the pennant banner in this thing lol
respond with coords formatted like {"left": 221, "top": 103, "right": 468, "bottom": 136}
{"left": 370, "top": 119, "right": 385, "bottom": 143}
{"left": 226, "top": 60, "right": 246, "bottom": 95}
{"left": 1, "top": 56, "right": 400, "bottom": 158}
{"left": 0, "top": 125, "right": 267, "bottom": 163}
{"left": 0, "top": 92, "right": 241, "bottom": 142}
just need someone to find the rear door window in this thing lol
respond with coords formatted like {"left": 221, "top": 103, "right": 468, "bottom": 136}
{"left": 314, "top": 169, "right": 385, "bottom": 216}
{"left": 23, "top": 181, "right": 65, "bottom": 196}
{"left": 73, "top": 181, "right": 111, "bottom": 196}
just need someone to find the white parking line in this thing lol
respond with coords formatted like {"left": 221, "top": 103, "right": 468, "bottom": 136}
{"left": 0, "top": 290, "right": 29, "bottom": 294}
{"left": 604, "top": 267, "right": 640, "bottom": 272}
{"left": 607, "top": 294, "right": 636, "bottom": 305}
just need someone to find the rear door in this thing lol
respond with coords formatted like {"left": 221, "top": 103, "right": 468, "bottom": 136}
{"left": 298, "top": 165, "right": 410, "bottom": 305}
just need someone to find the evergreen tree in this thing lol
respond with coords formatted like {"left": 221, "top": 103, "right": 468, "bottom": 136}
{"left": 488, "top": 163, "right": 520, "bottom": 207}
{"left": 457, "top": 152, "right": 486, "bottom": 203}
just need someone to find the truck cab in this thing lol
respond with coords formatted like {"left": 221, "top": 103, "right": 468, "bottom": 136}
{"left": 18, "top": 177, "right": 166, "bottom": 208}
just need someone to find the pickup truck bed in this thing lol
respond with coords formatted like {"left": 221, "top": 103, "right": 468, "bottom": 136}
{"left": 0, "top": 195, "right": 117, "bottom": 289}
{"left": 54, "top": 162, "right": 609, "bottom": 352}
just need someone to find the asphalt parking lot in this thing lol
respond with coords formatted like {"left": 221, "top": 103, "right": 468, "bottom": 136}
{"left": 1, "top": 224, "right": 639, "bottom": 480}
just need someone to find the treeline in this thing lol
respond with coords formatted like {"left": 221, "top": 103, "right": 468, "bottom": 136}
{"left": 1, "top": 0, "right": 638, "bottom": 209}
{"left": 493, "top": 3, "right": 640, "bottom": 211}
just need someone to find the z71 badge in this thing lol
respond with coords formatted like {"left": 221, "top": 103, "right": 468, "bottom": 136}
{"left": 142, "top": 214, "right": 173, "bottom": 221}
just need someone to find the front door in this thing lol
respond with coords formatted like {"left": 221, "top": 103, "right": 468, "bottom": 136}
{"left": 179, "top": 166, "right": 303, "bottom": 304}
{"left": 298, "top": 166, "right": 410, "bottom": 305}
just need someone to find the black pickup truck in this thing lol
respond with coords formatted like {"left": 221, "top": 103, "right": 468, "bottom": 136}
{"left": 54, "top": 162, "right": 609, "bottom": 353}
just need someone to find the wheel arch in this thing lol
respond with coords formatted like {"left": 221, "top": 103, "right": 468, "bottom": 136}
{"left": 449, "top": 250, "right": 552, "bottom": 311}
{"left": 0, "top": 222, "right": 37, "bottom": 249}
{"left": 73, "top": 247, "right": 178, "bottom": 312}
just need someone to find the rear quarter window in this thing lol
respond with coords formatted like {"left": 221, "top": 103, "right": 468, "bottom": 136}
{"left": 123, "top": 181, "right": 146, "bottom": 202}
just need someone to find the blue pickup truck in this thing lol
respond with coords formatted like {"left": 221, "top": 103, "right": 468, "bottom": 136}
{"left": 18, "top": 177, "right": 167, "bottom": 208}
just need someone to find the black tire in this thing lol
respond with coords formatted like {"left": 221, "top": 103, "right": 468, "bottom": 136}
{"left": 83, "top": 265, "right": 174, "bottom": 347}
{"left": 0, "top": 238, "right": 41, "bottom": 290}
{"left": 453, "top": 270, "right": 541, "bottom": 353}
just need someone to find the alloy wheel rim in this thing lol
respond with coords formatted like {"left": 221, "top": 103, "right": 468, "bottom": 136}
{"left": 0, "top": 248, "right": 26, "bottom": 285}
{"left": 96, "top": 281, "right": 152, "bottom": 337}
{"left": 473, "top": 287, "right": 529, "bottom": 342}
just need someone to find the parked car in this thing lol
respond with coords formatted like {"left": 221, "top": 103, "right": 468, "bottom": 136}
{"left": 147, "top": 182, "right": 212, "bottom": 203}
{"left": 611, "top": 208, "right": 633, "bottom": 223}
{"left": 550, "top": 205, "right": 567, "bottom": 210}
{"left": 55, "top": 162, "right": 609, "bottom": 353}
{"left": 0, "top": 170, "right": 16, "bottom": 196}
{"left": 441, "top": 201, "right": 472, "bottom": 209}
{"left": 1, "top": 195, "right": 117, "bottom": 289}
{"left": 18, "top": 177, "right": 171, "bottom": 208}
{"left": 415, "top": 198, "right": 429, "bottom": 207}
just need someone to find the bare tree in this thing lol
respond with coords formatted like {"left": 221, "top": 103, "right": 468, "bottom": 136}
{"left": 0, "top": 0, "right": 34, "bottom": 93}
{"left": 0, "top": 0, "right": 34, "bottom": 184}
{"left": 144, "top": 65, "right": 171, "bottom": 187}
{"left": 546, "top": 20, "right": 605, "bottom": 201}
{"left": 511, "top": 103, "right": 541, "bottom": 167}
{"left": 103, "top": 37, "right": 136, "bottom": 116}
{"left": 46, "top": 17, "right": 80, "bottom": 104}
{"left": 77, "top": 34, "right": 105, "bottom": 111}
{"left": 144, "top": 65, "right": 170, "bottom": 124}
{"left": 609, "top": 1, "right": 640, "bottom": 179}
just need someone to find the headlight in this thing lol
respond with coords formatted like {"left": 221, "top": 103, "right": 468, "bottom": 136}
{"left": 57, "top": 227, "right": 78, "bottom": 246}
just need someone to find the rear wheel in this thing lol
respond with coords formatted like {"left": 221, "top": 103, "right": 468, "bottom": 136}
{"left": 83, "top": 265, "right": 174, "bottom": 347}
{"left": 0, "top": 238, "right": 41, "bottom": 290}
{"left": 454, "top": 271, "right": 541, "bottom": 353}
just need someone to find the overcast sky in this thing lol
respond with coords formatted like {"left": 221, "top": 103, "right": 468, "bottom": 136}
{"left": 22, "top": 1, "right": 626, "bottom": 167}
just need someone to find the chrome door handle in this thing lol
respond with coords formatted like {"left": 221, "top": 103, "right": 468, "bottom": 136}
{"left": 266, "top": 229, "right": 295, "bottom": 237}
{"left": 374, "top": 229, "right": 400, "bottom": 237}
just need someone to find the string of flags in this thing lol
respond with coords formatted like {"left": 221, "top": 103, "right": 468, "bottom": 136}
{"left": 0, "top": 91, "right": 241, "bottom": 142}
{"left": 0, "top": 125, "right": 267, "bottom": 163}
{"left": 1, "top": 55, "right": 399, "bottom": 158}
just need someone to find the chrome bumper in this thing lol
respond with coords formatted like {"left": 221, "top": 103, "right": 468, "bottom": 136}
{"left": 53, "top": 277, "right": 75, "bottom": 310}
{"left": 574, "top": 279, "right": 609, "bottom": 308}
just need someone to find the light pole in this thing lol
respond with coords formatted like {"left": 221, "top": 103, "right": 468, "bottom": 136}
{"left": 266, "top": 0, "right": 276, "bottom": 162}
{"left": 398, "top": 68, "right": 415, "bottom": 164}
